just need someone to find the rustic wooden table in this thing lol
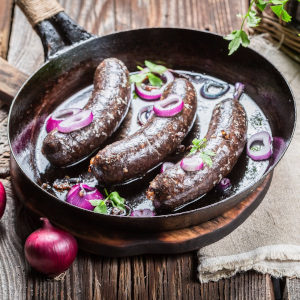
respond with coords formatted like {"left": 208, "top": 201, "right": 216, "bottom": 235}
{"left": 0, "top": 0, "right": 299, "bottom": 299}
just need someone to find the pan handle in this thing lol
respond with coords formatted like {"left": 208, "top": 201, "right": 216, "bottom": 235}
{"left": 17, "top": 0, "right": 94, "bottom": 60}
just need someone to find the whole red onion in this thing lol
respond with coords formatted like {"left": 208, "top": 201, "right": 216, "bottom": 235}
{"left": 25, "top": 218, "right": 78, "bottom": 276}
{"left": 0, "top": 181, "right": 6, "bottom": 220}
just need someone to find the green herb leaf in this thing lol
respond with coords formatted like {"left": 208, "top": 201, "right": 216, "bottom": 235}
{"left": 137, "top": 66, "right": 144, "bottom": 71}
{"left": 228, "top": 30, "right": 243, "bottom": 55}
{"left": 271, "top": 4, "right": 291, "bottom": 22}
{"left": 90, "top": 200, "right": 108, "bottom": 214}
{"left": 130, "top": 72, "right": 147, "bottom": 84}
{"left": 190, "top": 138, "right": 207, "bottom": 154}
{"left": 240, "top": 31, "right": 250, "bottom": 47}
{"left": 256, "top": 0, "right": 267, "bottom": 11}
{"left": 247, "top": 10, "right": 261, "bottom": 27}
{"left": 200, "top": 153, "right": 213, "bottom": 167}
{"left": 144, "top": 60, "right": 167, "bottom": 74}
{"left": 147, "top": 72, "right": 163, "bottom": 87}
{"left": 132, "top": 91, "right": 138, "bottom": 99}
{"left": 107, "top": 191, "right": 125, "bottom": 211}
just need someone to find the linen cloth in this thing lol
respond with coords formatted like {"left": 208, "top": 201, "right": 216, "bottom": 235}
{"left": 198, "top": 36, "right": 300, "bottom": 283}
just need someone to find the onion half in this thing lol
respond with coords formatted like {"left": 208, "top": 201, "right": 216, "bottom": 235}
{"left": 66, "top": 184, "right": 104, "bottom": 211}
{"left": 46, "top": 108, "right": 82, "bottom": 133}
{"left": 247, "top": 131, "right": 273, "bottom": 161}
{"left": 135, "top": 69, "right": 174, "bottom": 100}
{"left": 180, "top": 156, "right": 204, "bottom": 172}
{"left": 153, "top": 95, "right": 184, "bottom": 117}
{"left": 57, "top": 110, "right": 93, "bottom": 133}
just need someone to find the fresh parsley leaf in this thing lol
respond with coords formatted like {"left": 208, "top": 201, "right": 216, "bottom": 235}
{"left": 144, "top": 60, "right": 167, "bottom": 74}
{"left": 228, "top": 30, "right": 243, "bottom": 55}
{"left": 130, "top": 72, "right": 147, "bottom": 84}
{"left": 90, "top": 200, "right": 108, "bottom": 214}
{"left": 271, "top": 5, "right": 291, "bottom": 22}
{"left": 107, "top": 191, "right": 125, "bottom": 211}
{"left": 147, "top": 72, "right": 163, "bottom": 87}
{"left": 247, "top": 10, "right": 261, "bottom": 27}
{"left": 190, "top": 138, "right": 207, "bottom": 154}
{"left": 137, "top": 66, "right": 144, "bottom": 71}
{"left": 256, "top": 0, "right": 267, "bottom": 11}
{"left": 240, "top": 30, "right": 250, "bottom": 47}
{"left": 132, "top": 91, "right": 138, "bottom": 99}
{"left": 200, "top": 153, "right": 213, "bottom": 167}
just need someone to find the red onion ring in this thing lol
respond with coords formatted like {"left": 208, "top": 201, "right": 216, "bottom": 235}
{"left": 57, "top": 110, "right": 93, "bottom": 133}
{"left": 66, "top": 184, "right": 104, "bottom": 211}
{"left": 153, "top": 94, "right": 184, "bottom": 117}
{"left": 130, "top": 209, "right": 155, "bottom": 217}
{"left": 200, "top": 80, "right": 229, "bottom": 99}
{"left": 137, "top": 105, "right": 154, "bottom": 125}
{"left": 247, "top": 131, "right": 273, "bottom": 161}
{"left": 135, "top": 69, "right": 174, "bottom": 100}
{"left": 160, "top": 162, "right": 175, "bottom": 173}
{"left": 180, "top": 156, "right": 204, "bottom": 172}
{"left": 233, "top": 82, "right": 245, "bottom": 100}
{"left": 46, "top": 108, "right": 82, "bottom": 133}
{"left": 0, "top": 181, "right": 6, "bottom": 220}
{"left": 217, "top": 178, "right": 231, "bottom": 191}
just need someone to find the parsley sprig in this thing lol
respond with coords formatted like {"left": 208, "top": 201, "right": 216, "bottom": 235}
{"left": 130, "top": 60, "right": 167, "bottom": 87}
{"left": 89, "top": 189, "right": 126, "bottom": 214}
{"left": 190, "top": 138, "right": 216, "bottom": 167}
{"left": 225, "top": 0, "right": 298, "bottom": 55}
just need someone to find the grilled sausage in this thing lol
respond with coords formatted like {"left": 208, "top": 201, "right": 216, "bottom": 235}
{"left": 90, "top": 78, "right": 197, "bottom": 184}
{"left": 42, "top": 58, "right": 131, "bottom": 166}
{"left": 147, "top": 97, "right": 247, "bottom": 212}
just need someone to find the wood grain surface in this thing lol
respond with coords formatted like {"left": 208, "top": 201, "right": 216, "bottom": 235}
{"left": 0, "top": 0, "right": 296, "bottom": 299}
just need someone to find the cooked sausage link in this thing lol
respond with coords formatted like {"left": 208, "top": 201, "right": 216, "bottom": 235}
{"left": 90, "top": 78, "right": 197, "bottom": 184}
{"left": 147, "top": 98, "right": 247, "bottom": 212}
{"left": 42, "top": 58, "right": 131, "bottom": 166}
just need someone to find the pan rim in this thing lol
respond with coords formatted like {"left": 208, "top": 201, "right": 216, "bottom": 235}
{"left": 7, "top": 27, "right": 297, "bottom": 221}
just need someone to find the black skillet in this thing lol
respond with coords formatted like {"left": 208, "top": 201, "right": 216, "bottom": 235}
{"left": 5, "top": 0, "right": 296, "bottom": 239}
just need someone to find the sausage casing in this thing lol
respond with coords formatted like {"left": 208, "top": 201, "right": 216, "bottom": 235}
{"left": 147, "top": 98, "right": 247, "bottom": 212}
{"left": 90, "top": 78, "right": 197, "bottom": 184}
{"left": 42, "top": 58, "right": 131, "bottom": 167}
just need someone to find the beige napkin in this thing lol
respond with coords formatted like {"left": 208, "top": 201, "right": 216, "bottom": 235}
{"left": 198, "top": 36, "right": 300, "bottom": 283}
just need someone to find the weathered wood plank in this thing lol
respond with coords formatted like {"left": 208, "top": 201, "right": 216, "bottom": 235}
{"left": 0, "top": 0, "right": 14, "bottom": 58}
{"left": 0, "top": 0, "right": 281, "bottom": 299}
{"left": 284, "top": 278, "right": 300, "bottom": 300}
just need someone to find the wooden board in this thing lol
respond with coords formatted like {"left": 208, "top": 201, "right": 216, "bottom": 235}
{"left": 0, "top": 0, "right": 14, "bottom": 58}
{"left": 0, "top": 0, "right": 290, "bottom": 299}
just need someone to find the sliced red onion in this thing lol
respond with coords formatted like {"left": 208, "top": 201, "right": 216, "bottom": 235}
{"left": 138, "top": 105, "right": 154, "bottom": 125}
{"left": 153, "top": 95, "right": 184, "bottom": 117}
{"left": 130, "top": 209, "right": 155, "bottom": 217}
{"left": 180, "top": 156, "right": 204, "bottom": 172}
{"left": 233, "top": 82, "right": 245, "bottom": 100}
{"left": 218, "top": 178, "right": 231, "bottom": 191}
{"left": 57, "top": 110, "right": 93, "bottom": 133}
{"left": 160, "top": 162, "right": 175, "bottom": 173}
{"left": 46, "top": 108, "right": 82, "bottom": 133}
{"left": 247, "top": 131, "right": 273, "bottom": 161}
{"left": 200, "top": 80, "right": 229, "bottom": 99}
{"left": 66, "top": 183, "right": 104, "bottom": 211}
{"left": 135, "top": 69, "right": 174, "bottom": 100}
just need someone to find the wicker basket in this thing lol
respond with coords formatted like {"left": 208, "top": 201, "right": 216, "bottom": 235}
{"left": 250, "top": 0, "right": 300, "bottom": 63}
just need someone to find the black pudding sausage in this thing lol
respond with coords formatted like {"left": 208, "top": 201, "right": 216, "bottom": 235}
{"left": 147, "top": 97, "right": 247, "bottom": 212}
{"left": 42, "top": 58, "right": 131, "bottom": 167}
{"left": 90, "top": 78, "right": 197, "bottom": 184}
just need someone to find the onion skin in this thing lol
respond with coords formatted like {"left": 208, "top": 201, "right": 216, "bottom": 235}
{"left": 0, "top": 181, "right": 6, "bottom": 219}
{"left": 25, "top": 218, "right": 78, "bottom": 276}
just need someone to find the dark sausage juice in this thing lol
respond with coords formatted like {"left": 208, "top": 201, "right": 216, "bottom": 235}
{"left": 35, "top": 71, "right": 272, "bottom": 214}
